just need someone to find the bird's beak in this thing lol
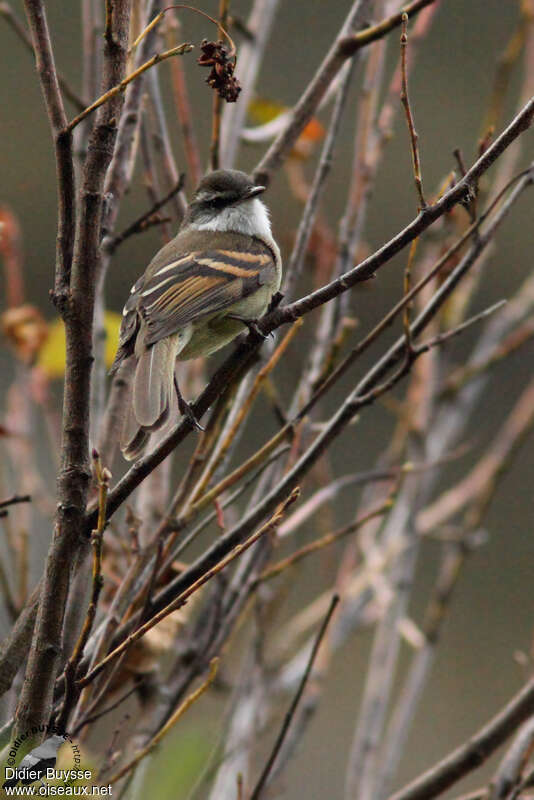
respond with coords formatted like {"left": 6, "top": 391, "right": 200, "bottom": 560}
{"left": 243, "top": 185, "right": 266, "bottom": 201}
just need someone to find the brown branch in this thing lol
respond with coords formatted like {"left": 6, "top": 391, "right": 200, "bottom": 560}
{"left": 400, "top": 12, "right": 427, "bottom": 208}
{"left": 85, "top": 109, "right": 534, "bottom": 536}
{"left": 248, "top": 594, "right": 339, "bottom": 800}
{"left": 104, "top": 174, "right": 185, "bottom": 254}
{"left": 22, "top": 0, "right": 76, "bottom": 305}
{"left": 388, "top": 678, "right": 534, "bottom": 800}
{"left": 78, "top": 489, "right": 299, "bottom": 690}
{"left": 66, "top": 41, "right": 194, "bottom": 132}
{"left": 106, "top": 658, "right": 219, "bottom": 785}
{"left": 140, "top": 167, "right": 532, "bottom": 628}
{"left": 256, "top": 500, "right": 392, "bottom": 584}
{"left": 210, "top": 0, "right": 230, "bottom": 170}
{"left": 0, "top": 2, "right": 86, "bottom": 110}
{"left": 14, "top": 0, "right": 132, "bottom": 738}
{"left": 0, "top": 494, "right": 31, "bottom": 511}
{"left": 253, "top": 0, "right": 441, "bottom": 186}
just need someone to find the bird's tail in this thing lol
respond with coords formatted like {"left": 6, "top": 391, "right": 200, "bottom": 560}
{"left": 121, "top": 332, "right": 184, "bottom": 461}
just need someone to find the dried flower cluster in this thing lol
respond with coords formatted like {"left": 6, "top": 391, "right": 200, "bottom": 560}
{"left": 197, "top": 38, "right": 241, "bottom": 102}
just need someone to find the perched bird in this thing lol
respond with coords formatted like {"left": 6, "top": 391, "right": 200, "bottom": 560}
{"left": 111, "top": 169, "right": 282, "bottom": 460}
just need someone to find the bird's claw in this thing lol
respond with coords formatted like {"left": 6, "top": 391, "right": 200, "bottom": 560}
{"left": 227, "top": 314, "right": 268, "bottom": 340}
{"left": 174, "top": 378, "right": 204, "bottom": 431}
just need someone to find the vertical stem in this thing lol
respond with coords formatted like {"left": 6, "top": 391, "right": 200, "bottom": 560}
{"left": 400, "top": 12, "right": 426, "bottom": 208}
{"left": 167, "top": 8, "right": 202, "bottom": 185}
{"left": 14, "top": 0, "right": 132, "bottom": 740}
{"left": 210, "top": 0, "right": 230, "bottom": 170}
{"left": 220, "top": 0, "right": 280, "bottom": 168}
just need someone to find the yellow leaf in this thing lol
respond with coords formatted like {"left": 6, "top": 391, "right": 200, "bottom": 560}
{"left": 38, "top": 312, "right": 122, "bottom": 379}
{"left": 248, "top": 96, "right": 325, "bottom": 159}
{"left": 248, "top": 96, "right": 288, "bottom": 124}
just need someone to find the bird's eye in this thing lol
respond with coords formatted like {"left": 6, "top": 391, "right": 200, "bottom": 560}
{"left": 208, "top": 196, "right": 227, "bottom": 209}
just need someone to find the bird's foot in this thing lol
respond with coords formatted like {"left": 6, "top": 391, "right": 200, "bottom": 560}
{"left": 227, "top": 314, "right": 271, "bottom": 339}
{"left": 174, "top": 377, "right": 204, "bottom": 431}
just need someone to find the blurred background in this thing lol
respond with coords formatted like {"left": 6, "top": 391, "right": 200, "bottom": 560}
{"left": 1, "top": 1, "right": 533, "bottom": 798}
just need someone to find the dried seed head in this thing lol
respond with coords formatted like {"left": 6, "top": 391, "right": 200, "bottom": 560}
{"left": 197, "top": 38, "right": 241, "bottom": 103}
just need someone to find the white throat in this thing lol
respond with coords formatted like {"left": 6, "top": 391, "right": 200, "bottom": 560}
{"left": 191, "top": 198, "right": 273, "bottom": 241}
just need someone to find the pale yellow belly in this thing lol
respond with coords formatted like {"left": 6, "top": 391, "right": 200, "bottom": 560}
{"left": 177, "top": 284, "right": 273, "bottom": 361}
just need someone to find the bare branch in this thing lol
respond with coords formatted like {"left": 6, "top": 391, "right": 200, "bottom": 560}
{"left": 248, "top": 595, "right": 339, "bottom": 800}
{"left": 14, "top": 0, "right": 132, "bottom": 738}
{"left": 253, "top": 0, "right": 442, "bottom": 185}
{"left": 388, "top": 679, "right": 534, "bottom": 800}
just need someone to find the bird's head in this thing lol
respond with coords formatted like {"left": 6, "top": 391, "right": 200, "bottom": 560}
{"left": 186, "top": 169, "right": 267, "bottom": 230}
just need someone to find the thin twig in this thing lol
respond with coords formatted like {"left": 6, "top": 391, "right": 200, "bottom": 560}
{"left": 413, "top": 300, "right": 507, "bottom": 356}
{"left": 106, "top": 658, "right": 219, "bottom": 784}
{"left": 403, "top": 240, "right": 419, "bottom": 352}
{"left": 0, "top": 2, "right": 87, "bottom": 110}
{"left": 283, "top": 58, "right": 356, "bottom": 302}
{"left": 66, "top": 42, "right": 194, "bottom": 132}
{"left": 85, "top": 130, "right": 534, "bottom": 532}
{"left": 166, "top": 8, "right": 202, "bottom": 185}
{"left": 254, "top": 0, "right": 441, "bottom": 185}
{"left": 248, "top": 594, "right": 340, "bottom": 800}
{"left": 104, "top": 174, "right": 185, "bottom": 254}
{"left": 78, "top": 489, "right": 299, "bottom": 689}
{"left": 400, "top": 12, "right": 426, "bottom": 208}
{"left": 72, "top": 682, "right": 141, "bottom": 735}
{"left": 146, "top": 68, "right": 187, "bottom": 224}
{"left": 210, "top": 0, "right": 230, "bottom": 170}
{"left": 0, "top": 494, "right": 31, "bottom": 511}
{"left": 130, "top": 4, "right": 237, "bottom": 58}
{"left": 388, "top": 678, "right": 534, "bottom": 800}
{"left": 256, "top": 500, "right": 392, "bottom": 584}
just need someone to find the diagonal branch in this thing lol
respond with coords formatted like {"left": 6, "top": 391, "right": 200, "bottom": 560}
{"left": 388, "top": 679, "right": 534, "bottom": 800}
{"left": 139, "top": 165, "right": 532, "bottom": 627}
{"left": 1, "top": 1, "right": 86, "bottom": 110}
{"left": 253, "top": 0, "right": 442, "bottom": 185}
{"left": 66, "top": 41, "right": 194, "bottom": 132}
{"left": 86, "top": 100, "right": 534, "bottom": 534}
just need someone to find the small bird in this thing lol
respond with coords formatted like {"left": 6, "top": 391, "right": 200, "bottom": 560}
{"left": 111, "top": 169, "right": 282, "bottom": 460}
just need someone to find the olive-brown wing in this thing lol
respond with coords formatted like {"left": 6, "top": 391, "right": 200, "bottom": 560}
{"left": 137, "top": 248, "right": 276, "bottom": 346}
